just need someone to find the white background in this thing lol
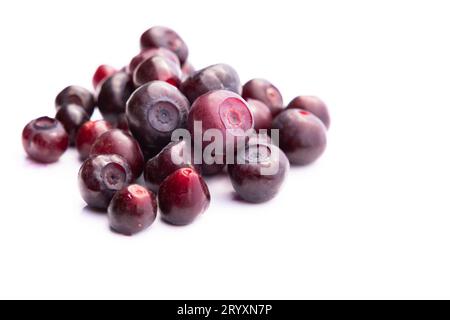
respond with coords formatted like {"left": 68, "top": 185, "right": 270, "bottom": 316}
{"left": 1, "top": 0, "right": 450, "bottom": 299}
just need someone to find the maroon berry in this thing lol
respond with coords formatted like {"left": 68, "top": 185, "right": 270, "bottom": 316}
{"left": 133, "top": 55, "right": 182, "bottom": 88}
{"left": 272, "top": 109, "right": 327, "bottom": 165}
{"left": 158, "top": 168, "right": 210, "bottom": 226}
{"left": 228, "top": 143, "right": 289, "bottom": 203}
{"left": 79, "top": 154, "right": 133, "bottom": 210}
{"left": 140, "top": 26, "right": 189, "bottom": 65}
{"left": 128, "top": 47, "right": 180, "bottom": 74}
{"left": 246, "top": 99, "right": 272, "bottom": 131}
{"left": 93, "top": 64, "right": 117, "bottom": 89}
{"left": 22, "top": 117, "right": 69, "bottom": 163}
{"left": 126, "top": 81, "right": 190, "bottom": 159}
{"left": 181, "top": 64, "right": 241, "bottom": 104}
{"left": 97, "top": 72, "right": 134, "bottom": 125}
{"left": 90, "top": 129, "right": 144, "bottom": 180}
{"left": 242, "top": 79, "right": 283, "bottom": 116}
{"left": 144, "top": 140, "right": 196, "bottom": 192}
{"left": 187, "top": 90, "right": 253, "bottom": 156}
{"left": 108, "top": 184, "right": 157, "bottom": 236}
{"left": 76, "top": 120, "right": 113, "bottom": 160}
{"left": 55, "top": 104, "right": 90, "bottom": 145}
{"left": 287, "top": 96, "right": 330, "bottom": 129}
{"left": 55, "top": 85, "right": 95, "bottom": 116}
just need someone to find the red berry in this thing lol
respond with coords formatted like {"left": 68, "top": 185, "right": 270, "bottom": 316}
{"left": 22, "top": 117, "right": 69, "bottom": 163}
{"left": 93, "top": 65, "right": 117, "bottom": 89}
{"left": 90, "top": 129, "right": 144, "bottom": 180}
{"left": 108, "top": 185, "right": 158, "bottom": 236}
{"left": 158, "top": 168, "right": 210, "bottom": 226}
{"left": 76, "top": 120, "right": 113, "bottom": 160}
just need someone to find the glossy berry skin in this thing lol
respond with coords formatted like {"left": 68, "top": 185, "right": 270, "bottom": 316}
{"left": 108, "top": 184, "right": 157, "bottom": 236}
{"left": 133, "top": 55, "right": 182, "bottom": 88}
{"left": 55, "top": 85, "right": 96, "bottom": 116}
{"left": 76, "top": 120, "right": 112, "bottom": 160}
{"left": 180, "top": 64, "right": 241, "bottom": 104}
{"left": 90, "top": 129, "right": 144, "bottom": 180}
{"left": 93, "top": 65, "right": 117, "bottom": 89}
{"left": 126, "top": 81, "right": 190, "bottom": 159}
{"left": 158, "top": 168, "right": 210, "bottom": 226}
{"left": 187, "top": 90, "right": 254, "bottom": 156}
{"left": 246, "top": 99, "right": 272, "bottom": 131}
{"left": 144, "top": 140, "right": 196, "bottom": 192}
{"left": 128, "top": 47, "right": 180, "bottom": 74}
{"left": 55, "top": 104, "right": 90, "bottom": 145}
{"left": 272, "top": 109, "right": 327, "bottom": 165}
{"left": 22, "top": 117, "right": 69, "bottom": 163}
{"left": 228, "top": 143, "right": 289, "bottom": 203}
{"left": 287, "top": 96, "right": 330, "bottom": 129}
{"left": 242, "top": 79, "right": 283, "bottom": 116}
{"left": 79, "top": 154, "right": 133, "bottom": 210}
{"left": 97, "top": 72, "right": 134, "bottom": 125}
{"left": 140, "top": 26, "right": 189, "bottom": 65}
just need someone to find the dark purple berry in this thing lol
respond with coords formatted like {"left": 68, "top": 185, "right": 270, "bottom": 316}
{"left": 90, "top": 129, "right": 144, "bottom": 180}
{"left": 144, "top": 140, "right": 196, "bottom": 192}
{"left": 133, "top": 55, "right": 182, "bottom": 88}
{"left": 272, "top": 109, "right": 327, "bottom": 165}
{"left": 55, "top": 86, "right": 96, "bottom": 117}
{"left": 140, "top": 26, "right": 189, "bottom": 65}
{"left": 126, "top": 81, "right": 190, "bottom": 159}
{"left": 128, "top": 47, "right": 180, "bottom": 74}
{"left": 78, "top": 154, "right": 133, "bottom": 210}
{"left": 246, "top": 99, "right": 272, "bottom": 131}
{"left": 55, "top": 104, "right": 90, "bottom": 145}
{"left": 228, "top": 143, "right": 289, "bottom": 203}
{"left": 180, "top": 64, "right": 241, "bottom": 104}
{"left": 97, "top": 72, "right": 134, "bottom": 125}
{"left": 22, "top": 117, "right": 69, "bottom": 163}
{"left": 287, "top": 96, "right": 330, "bottom": 129}
{"left": 242, "top": 79, "right": 283, "bottom": 116}
{"left": 108, "top": 184, "right": 157, "bottom": 236}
